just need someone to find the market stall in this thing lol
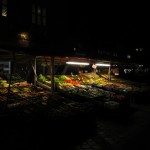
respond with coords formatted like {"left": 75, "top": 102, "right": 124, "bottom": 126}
{"left": 0, "top": 51, "right": 97, "bottom": 118}
{"left": 35, "top": 55, "right": 150, "bottom": 109}
{"left": 1, "top": 50, "right": 149, "bottom": 118}
{"left": 0, "top": 50, "right": 50, "bottom": 116}
{"left": 34, "top": 56, "right": 133, "bottom": 111}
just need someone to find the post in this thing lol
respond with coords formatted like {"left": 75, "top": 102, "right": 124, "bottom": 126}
{"left": 7, "top": 50, "right": 15, "bottom": 100}
{"left": 51, "top": 56, "right": 55, "bottom": 95}
{"left": 33, "top": 56, "right": 37, "bottom": 86}
{"left": 108, "top": 63, "right": 111, "bottom": 81}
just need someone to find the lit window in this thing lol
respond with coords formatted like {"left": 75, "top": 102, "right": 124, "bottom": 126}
{"left": 2, "top": 0, "right": 7, "bottom": 17}
{"left": 136, "top": 48, "right": 139, "bottom": 51}
{"left": 18, "top": 32, "right": 30, "bottom": 40}
{"left": 37, "top": 6, "right": 41, "bottom": 15}
{"left": 136, "top": 48, "right": 143, "bottom": 52}
{"left": 73, "top": 48, "right": 77, "bottom": 51}
{"left": 113, "top": 53, "right": 118, "bottom": 57}
{"left": 37, "top": 7, "right": 41, "bottom": 25}
{"left": 127, "top": 55, "right": 131, "bottom": 59}
{"left": 32, "top": 4, "right": 46, "bottom": 26}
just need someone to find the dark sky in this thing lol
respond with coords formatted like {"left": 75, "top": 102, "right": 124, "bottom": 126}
{"left": 69, "top": 3, "right": 149, "bottom": 48}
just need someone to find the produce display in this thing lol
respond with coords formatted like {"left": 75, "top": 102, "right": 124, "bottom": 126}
{"left": 0, "top": 75, "right": 96, "bottom": 118}
{"left": 2, "top": 54, "right": 149, "bottom": 118}
{"left": 38, "top": 74, "right": 51, "bottom": 86}
{"left": 0, "top": 75, "right": 50, "bottom": 111}
{"left": 46, "top": 74, "right": 129, "bottom": 110}
{"left": 1, "top": 66, "right": 149, "bottom": 118}
{"left": 52, "top": 72, "right": 149, "bottom": 108}
{"left": 58, "top": 73, "right": 149, "bottom": 93}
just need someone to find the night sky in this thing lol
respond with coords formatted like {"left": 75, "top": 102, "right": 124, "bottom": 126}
{"left": 69, "top": 2, "right": 149, "bottom": 48}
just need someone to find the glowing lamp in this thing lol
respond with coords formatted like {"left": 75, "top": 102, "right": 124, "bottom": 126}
{"left": 66, "top": 62, "right": 90, "bottom": 65}
{"left": 95, "top": 63, "right": 110, "bottom": 67}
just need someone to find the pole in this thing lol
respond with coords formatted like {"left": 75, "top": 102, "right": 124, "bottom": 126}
{"left": 51, "top": 56, "right": 55, "bottom": 95}
{"left": 108, "top": 63, "right": 111, "bottom": 81}
{"left": 33, "top": 56, "right": 37, "bottom": 86}
{"left": 7, "top": 50, "right": 15, "bottom": 100}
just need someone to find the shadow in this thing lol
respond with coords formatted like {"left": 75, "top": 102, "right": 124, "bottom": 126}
{"left": 0, "top": 113, "right": 97, "bottom": 150}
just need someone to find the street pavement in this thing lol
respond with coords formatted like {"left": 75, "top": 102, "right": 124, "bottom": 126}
{"left": 1, "top": 102, "right": 150, "bottom": 150}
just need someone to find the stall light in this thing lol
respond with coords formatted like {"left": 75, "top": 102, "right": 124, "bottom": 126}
{"left": 112, "top": 64, "right": 118, "bottom": 67}
{"left": 139, "top": 64, "right": 143, "bottom": 67}
{"left": 96, "top": 63, "right": 110, "bottom": 67}
{"left": 66, "top": 61, "right": 90, "bottom": 65}
{"left": 127, "top": 55, "right": 131, "bottom": 59}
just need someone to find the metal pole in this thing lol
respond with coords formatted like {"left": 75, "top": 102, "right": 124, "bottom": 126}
{"left": 31, "top": 56, "right": 37, "bottom": 86}
{"left": 51, "top": 56, "right": 55, "bottom": 95}
{"left": 7, "top": 50, "right": 15, "bottom": 100}
{"left": 34, "top": 56, "right": 37, "bottom": 86}
{"left": 108, "top": 63, "right": 111, "bottom": 81}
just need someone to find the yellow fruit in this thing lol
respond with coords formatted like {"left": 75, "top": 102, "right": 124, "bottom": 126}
{"left": 23, "top": 87, "right": 30, "bottom": 92}
{"left": 12, "top": 89, "right": 19, "bottom": 93}
{"left": 3, "top": 83, "right": 9, "bottom": 87}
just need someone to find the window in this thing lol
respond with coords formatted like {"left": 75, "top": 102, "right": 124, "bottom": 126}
{"left": 37, "top": 6, "right": 41, "bottom": 25}
{"left": 2, "top": 0, "right": 7, "bottom": 17}
{"left": 42, "top": 8, "right": 46, "bottom": 26}
{"left": 113, "top": 53, "right": 118, "bottom": 57}
{"left": 32, "top": 4, "right": 47, "bottom": 26}
{"left": 32, "top": 4, "right": 36, "bottom": 23}
{"left": 127, "top": 55, "right": 131, "bottom": 59}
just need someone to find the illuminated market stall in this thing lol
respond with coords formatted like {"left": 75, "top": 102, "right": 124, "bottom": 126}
{"left": 34, "top": 56, "right": 130, "bottom": 111}
{"left": 0, "top": 50, "right": 104, "bottom": 118}
{"left": 1, "top": 49, "right": 150, "bottom": 118}
{"left": 34, "top": 55, "right": 150, "bottom": 109}
{"left": 0, "top": 50, "right": 50, "bottom": 115}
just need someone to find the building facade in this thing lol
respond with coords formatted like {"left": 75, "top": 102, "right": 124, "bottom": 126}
{"left": 0, "top": 0, "right": 148, "bottom": 65}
